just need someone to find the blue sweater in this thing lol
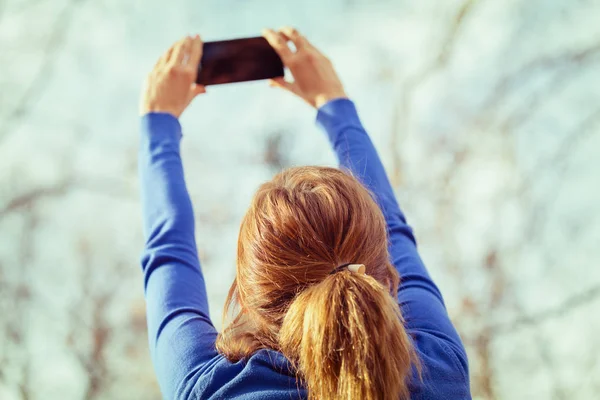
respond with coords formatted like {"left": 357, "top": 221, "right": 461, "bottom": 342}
{"left": 139, "top": 99, "right": 471, "bottom": 399}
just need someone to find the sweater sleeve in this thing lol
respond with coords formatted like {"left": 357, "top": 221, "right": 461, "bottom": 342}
{"left": 138, "top": 113, "right": 218, "bottom": 400}
{"left": 316, "top": 99, "right": 469, "bottom": 374}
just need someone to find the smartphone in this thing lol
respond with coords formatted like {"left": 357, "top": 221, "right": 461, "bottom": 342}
{"left": 196, "top": 37, "right": 284, "bottom": 86}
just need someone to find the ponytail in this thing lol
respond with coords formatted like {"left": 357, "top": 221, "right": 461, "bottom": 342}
{"left": 278, "top": 269, "right": 418, "bottom": 400}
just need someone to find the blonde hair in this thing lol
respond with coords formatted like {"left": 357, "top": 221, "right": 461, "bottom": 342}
{"left": 216, "top": 166, "right": 419, "bottom": 400}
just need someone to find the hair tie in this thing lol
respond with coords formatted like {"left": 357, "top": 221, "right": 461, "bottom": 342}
{"left": 330, "top": 262, "right": 366, "bottom": 275}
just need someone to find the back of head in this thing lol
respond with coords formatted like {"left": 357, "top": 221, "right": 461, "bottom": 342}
{"left": 216, "top": 166, "right": 418, "bottom": 400}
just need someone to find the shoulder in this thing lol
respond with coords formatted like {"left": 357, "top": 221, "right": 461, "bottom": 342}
{"left": 188, "top": 350, "right": 307, "bottom": 400}
{"left": 410, "top": 331, "right": 471, "bottom": 400}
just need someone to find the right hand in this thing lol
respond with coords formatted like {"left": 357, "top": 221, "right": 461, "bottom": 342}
{"left": 262, "top": 27, "right": 348, "bottom": 109}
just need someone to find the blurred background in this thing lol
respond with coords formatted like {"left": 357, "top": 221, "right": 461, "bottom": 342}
{"left": 1, "top": 0, "right": 599, "bottom": 399}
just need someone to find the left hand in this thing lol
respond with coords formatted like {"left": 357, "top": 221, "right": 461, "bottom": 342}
{"left": 140, "top": 35, "right": 206, "bottom": 118}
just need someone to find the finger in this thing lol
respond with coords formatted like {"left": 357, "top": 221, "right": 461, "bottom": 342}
{"left": 191, "top": 83, "right": 206, "bottom": 96}
{"left": 183, "top": 83, "right": 205, "bottom": 105}
{"left": 185, "top": 84, "right": 206, "bottom": 110}
{"left": 262, "top": 28, "right": 293, "bottom": 61}
{"left": 268, "top": 77, "right": 300, "bottom": 96}
{"left": 188, "top": 34, "right": 203, "bottom": 69}
{"left": 165, "top": 37, "right": 184, "bottom": 65}
{"left": 279, "top": 26, "right": 308, "bottom": 51}
{"left": 154, "top": 41, "right": 176, "bottom": 69}
{"left": 178, "top": 36, "right": 193, "bottom": 65}
{"left": 170, "top": 36, "right": 192, "bottom": 65}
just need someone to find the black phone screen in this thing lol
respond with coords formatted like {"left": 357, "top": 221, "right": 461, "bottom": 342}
{"left": 196, "top": 37, "right": 284, "bottom": 86}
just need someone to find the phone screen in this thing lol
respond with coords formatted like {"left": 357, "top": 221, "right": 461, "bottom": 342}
{"left": 196, "top": 37, "right": 284, "bottom": 86}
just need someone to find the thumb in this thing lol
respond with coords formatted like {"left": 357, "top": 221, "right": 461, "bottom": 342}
{"left": 186, "top": 83, "right": 206, "bottom": 106}
{"left": 191, "top": 83, "right": 206, "bottom": 97}
{"left": 269, "top": 77, "right": 300, "bottom": 96}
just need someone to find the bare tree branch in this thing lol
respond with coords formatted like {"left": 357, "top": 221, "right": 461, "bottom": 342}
{"left": 472, "top": 328, "right": 495, "bottom": 400}
{"left": 526, "top": 106, "right": 600, "bottom": 186}
{"left": 0, "top": 207, "right": 39, "bottom": 399}
{"left": 0, "top": 177, "right": 136, "bottom": 218}
{"left": 390, "top": 0, "right": 481, "bottom": 184}
{"left": 461, "top": 281, "right": 600, "bottom": 398}
{"left": 507, "top": 107, "right": 600, "bottom": 247}
{"left": 477, "top": 41, "right": 600, "bottom": 131}
{"left": 491, "top": 42, "right": 600, "bottom": 105}
{"left": 495, "top": 283, "right": 600, "bottom": 334}
{"left": 0, "top": 182, "right": 72, "bottom": 217}
{"left": 434, "top": 0, "right": 480, "bottom": 69}
{"left": 66, "top": 241, "right": 122, "bottom": 399}
{"left": 263, "top": 130, "right": 290, "bottom": 171}
{"left": 0, "top": 0, "right": 89, "bottom": 143}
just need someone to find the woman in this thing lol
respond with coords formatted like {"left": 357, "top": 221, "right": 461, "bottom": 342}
{"left": 139, "top": 28, "right": 470, "bottom": 400}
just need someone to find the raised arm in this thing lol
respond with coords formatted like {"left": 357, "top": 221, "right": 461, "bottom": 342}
{"left": 138, "top": 36, "right": 218, "bottom": 399}
{"left": 315, "top": 99, "right": 466, "bottom": 348}
{"left": 263, "top": 27, "right": 468, "bottom": 379}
